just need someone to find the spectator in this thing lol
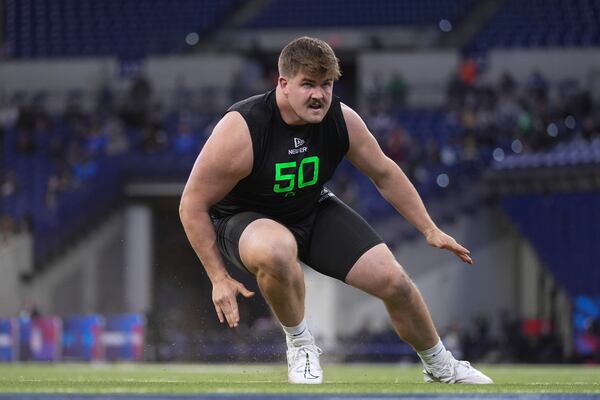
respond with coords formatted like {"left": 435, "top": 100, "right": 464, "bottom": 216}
{"left": 95, "top": 82, "right": 116, "bottom": 117}
{"left": 1, "top": 171, "right": 19, "bottom": 198}
{"left": 424, "top": 137, "right": 441, "bottom": 165}
{"left": 103, "top": 117, "right": 129, "bottom": 156}
{"left": 367, "top": 110, "right": 395, "bottom": 140}
{"left": 172, "top": 76, "right": 193, "bottom": 113}
{"left": 84, "top": 120, "right": 108, "bottom": 156}
{"left": 0, "top": 98, "right": 20, "bottom": 128}
{"left": 0, "top": 213, "right": 16, "bottom": 242}
{"left": 384, "top": 125, "right": 410, "bottom": 165}
{"left": 458, "top": 55, "right": 478, "bottom": 87}
{"left": 63, "top": 89, "right": 90, "bottom": 136}
{"left": 387, "top": 72, "right": 408, "bottom": 108}
{"left": 527, "top": 69, "right": 549, "bottom": 101}
{"left": 45, "top": 175, "right": 61, "bottom": 211}
{"left": 364, "top": 73, "right": 389, "bottom": 115}
{"left": 72, "top": 153, "right": 99, "bottom": 183}
{"left": 120, "top": 74, "right": 153, "bottom": 129}
{"left": 173, "top": 118, "right": 198, "bottom": 155}
{"left": 499, "top": 71, "right": 517, "bottom": 97}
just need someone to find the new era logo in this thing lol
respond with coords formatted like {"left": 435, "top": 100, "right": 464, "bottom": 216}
{"left": 288, "top": 138, "right": 308, "bottom": 155}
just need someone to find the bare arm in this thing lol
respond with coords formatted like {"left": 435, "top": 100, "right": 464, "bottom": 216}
{"left": 342, "top": 104, "right": 472, "bottom": 264}
{"left": 179, "top": 111, "right": 255, "bottom": 327}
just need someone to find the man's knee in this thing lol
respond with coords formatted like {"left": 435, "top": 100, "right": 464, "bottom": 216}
{"left": 254, "top": 238, "right": 297, "bottom": 270}
{"left": 239, "top": 222, "right": 298, "bottom": 278}
{"left": 378, "top": 268, "right": 415, "bottom": 302}
{"left": 346, "top": 245, "right": 416, "bottom": 302}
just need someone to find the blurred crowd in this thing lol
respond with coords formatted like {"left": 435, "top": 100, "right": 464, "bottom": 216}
{"left": 0, "top": 72, "right": 219, "bottom": 245}
{"left": 4, "top": 55, "right": 598, "bottom": 241}
{"left": 363, "top": 57, "right": 600, "bottom": 190}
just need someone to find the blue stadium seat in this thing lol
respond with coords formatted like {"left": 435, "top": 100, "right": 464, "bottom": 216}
{"left": 469, "top": 0, "right": 600, "bottom": 50}
{"left": 245, "top": 0, "right": 474, "bottom": 29}
{"left": 493, "top": 137, "right": 600, "bottom": 170}
{"left": 503, "top": 192, "right": 600, "bottom": 297}
{"left": 4, "top": 0, "right": 241, "bottom": 58}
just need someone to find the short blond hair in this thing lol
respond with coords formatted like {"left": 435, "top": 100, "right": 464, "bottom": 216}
{"left": 278, "top": 36, "right": 341, "bottom": 80}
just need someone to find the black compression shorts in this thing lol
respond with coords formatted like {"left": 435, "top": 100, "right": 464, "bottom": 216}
{"left": 212, "top": 194, "right": 383, "bottom": 282}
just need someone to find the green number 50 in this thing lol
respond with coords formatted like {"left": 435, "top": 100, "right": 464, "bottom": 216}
{"left": 273, "top": 156, "right": 320, "bottom": 193}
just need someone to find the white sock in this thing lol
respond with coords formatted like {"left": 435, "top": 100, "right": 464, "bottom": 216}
{"left": 281, "top": 317, "right": 313, "bottom": 347}
{"left": 417, "top": 340, "right": 448, "bottom": 367}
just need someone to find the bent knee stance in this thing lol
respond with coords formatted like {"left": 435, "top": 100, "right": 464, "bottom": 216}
{"left": 239, "top": 220, "right": 300, "bottom": 280}
{"left": 246, "top": 241, "right": 301, "bottom": 284}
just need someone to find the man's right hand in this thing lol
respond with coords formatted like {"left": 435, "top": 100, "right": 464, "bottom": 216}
{"left": 212, "top": 275, "right": 255, "bottom": 328}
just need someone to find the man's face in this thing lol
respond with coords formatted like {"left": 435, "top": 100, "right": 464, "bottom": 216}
{"left": 280, "top": 70, "right": 334, "bottom": 124}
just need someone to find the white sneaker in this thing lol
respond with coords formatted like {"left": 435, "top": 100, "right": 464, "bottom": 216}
{"left": 286, "top": 340, "right": 323, "bottom": 384}
{"left": 423, "top": 351, "right": 493, "bottom": 384}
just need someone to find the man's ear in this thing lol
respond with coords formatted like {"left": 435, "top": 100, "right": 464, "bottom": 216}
{"left": 279, "top": 76, "right": 289, "bottom": 94}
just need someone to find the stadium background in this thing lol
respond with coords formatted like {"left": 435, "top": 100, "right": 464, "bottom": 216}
{"left": 0, "top": 0, "right": 599, "bottom": 368}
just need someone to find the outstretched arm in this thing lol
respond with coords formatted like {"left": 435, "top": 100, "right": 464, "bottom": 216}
{"left": 342, "top": 104, "right": 472, "bottom": 264}
{"left": 179, "top": 111, "right": 256, "bottom": 328}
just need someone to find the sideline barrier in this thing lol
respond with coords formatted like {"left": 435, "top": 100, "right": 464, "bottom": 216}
{"left": 0, "top": 314, "right": 144, "bottom": 362}
{"left": 104, "top": 314, "right": 144, "bottom": 362}
{"left": 63, "top": 315, "right": 104, "bottom": 362}
{"left": 0, "top": 318, "right": 18, "bottom": 361}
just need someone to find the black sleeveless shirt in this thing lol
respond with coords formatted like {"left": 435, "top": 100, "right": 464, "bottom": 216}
{"left": 210, "top": 90, "right": 349, "bottom": 224}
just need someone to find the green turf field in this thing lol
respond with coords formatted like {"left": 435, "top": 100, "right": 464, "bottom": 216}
{"left": 0, "top": 363, "right": 599, "bottom": 394}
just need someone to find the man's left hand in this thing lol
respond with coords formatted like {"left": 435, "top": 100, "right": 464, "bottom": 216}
{"left": 425, "top": 228, "right": 473, "bottom": 264}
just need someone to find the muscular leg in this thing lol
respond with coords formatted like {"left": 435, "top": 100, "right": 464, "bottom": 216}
{"left": 237, "top": 218, "right": 322, "bottom": 384}
{"left": 345, "top": 243, "right": 439, "bottom": 351}
{"left": 238, "top": 218, "right": 305, "bottom": 327}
